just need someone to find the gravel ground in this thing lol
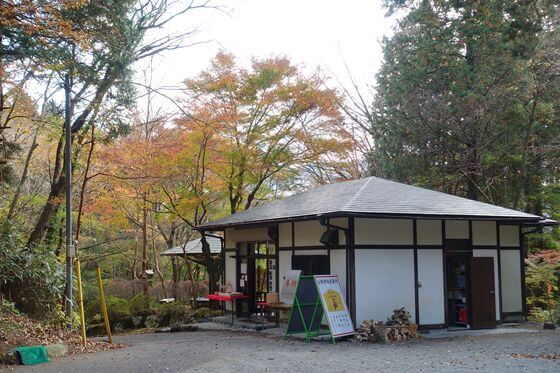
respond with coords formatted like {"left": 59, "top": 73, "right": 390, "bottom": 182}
{"left": 2, "top": 328, "right": 559, "bottom": 372}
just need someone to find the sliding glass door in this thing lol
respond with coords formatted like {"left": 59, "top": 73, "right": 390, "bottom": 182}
{"left": 236, "top": 241, "right": 276, "bottom": 314}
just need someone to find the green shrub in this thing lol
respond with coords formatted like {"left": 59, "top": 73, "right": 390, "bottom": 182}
{"left": 529, "top": 305, "right": 560, "bottom": 324}
{"left": 0, "top": 232, "right": 65, "bottom": 317}
{"left": 0, "top": 299, "right": 20, "bottom": 316}
{"left": 82, "top": 280, "right": 100, "bottom": 306}
{"left": 129, "top": 294, "right": 156, "bottom": 317}
{"left": 526, "top": 250, "right": 559, "bottom": 321}
{"left": 43, "top": 304, "right": 80, "bottom": 329}
{"left": 84, "top": 297, "right": 102, "bottom": 323}
{"left": 190, "top": 307, "right": 209, "bottom": 320}
{"left": 156, "top": 302, "right": 192, "bottom": 327}
{"left": 106, "top": 296, "right": 132, "bottom": 324}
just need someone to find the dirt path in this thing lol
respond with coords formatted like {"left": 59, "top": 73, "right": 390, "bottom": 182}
{"left": 3, "top": 329, "right": 559, "bottom": 372}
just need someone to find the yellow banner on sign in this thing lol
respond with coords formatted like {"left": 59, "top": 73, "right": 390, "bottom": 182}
{"left": 324, "top": 289, "right": 344, "bottom": 312}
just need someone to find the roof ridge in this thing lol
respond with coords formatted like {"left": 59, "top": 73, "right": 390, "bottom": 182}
{"left": 343, "top": 176, "right": 376, "bottom": 211}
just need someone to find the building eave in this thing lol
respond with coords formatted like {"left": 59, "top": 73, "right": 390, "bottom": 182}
{"left": 197, "top": 211, "right": 542, "bottom": 231}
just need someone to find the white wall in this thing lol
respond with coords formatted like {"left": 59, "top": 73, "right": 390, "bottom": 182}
{"left": 293, "top": 220, "right": 326, "bottom": 247}
{"left": 278, "top": 251, "right": 292, "bottom": 287}
{"left": 500, "top": 225, "right": 520, "bottom": 247}
{"left": 225, "top": 228, "right": 235, "bottom": 249}
{"left": 501, "top": 250, "right": 523, "bottom": 313}
{"left": 330, "top": 217, "right": 348, "bottom": 245}
{"left": 225, "top": 227, "right": 270, "bottom": 249}
{"left": 330, "top": 249, "right": 347, "bottom": 299}
{"left": 355, "top": 249, "right": 415, "bottom": 323}
{"left": 293, "top": 249, "right": 328, "bottom": 256}
{"left": 224, "top": 251, "right": 236, "bottom": 291}
{"left": 472, "top": 221, "right": 497, "bottom": 246}
{"left": 417, "top": 220, "right": 442, "bottom": 246}
{"left": 222, "top": 252, "right": 237, "bottom": 310}
{"left": 281, "top": 218, "right": 348, "bottom": 248}
{"left": 279, "top": 222, "right": 292, "bottom": 248}
{"left": 417, "top": 249, "right": 445, "bottom": 325}
{"left": 355, "top": 218, "right": 413, "bottom": 245}
{"left": 472, "top": 249, "right": 501, "bottom": 321}
{"left": 445, "top": 220, "right": 469, "bottom": 239}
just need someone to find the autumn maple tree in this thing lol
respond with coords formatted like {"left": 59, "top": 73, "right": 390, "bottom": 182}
{"left": 179, "top": 52, "right": 358, "bottom": 215}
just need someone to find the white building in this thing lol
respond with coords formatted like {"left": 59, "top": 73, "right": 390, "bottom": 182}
{"left": 198, "top": 177, "right": 552, "bottom": 330}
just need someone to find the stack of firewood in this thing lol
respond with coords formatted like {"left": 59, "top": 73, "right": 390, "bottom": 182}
{"left": 386, "top": 307, "right": 413, "bottom": 326}
{"left": 357, "top": 307, "right": 419, "bottom": 343}
{"left": 357, "top": 319, "right": 389, "bottom": 343}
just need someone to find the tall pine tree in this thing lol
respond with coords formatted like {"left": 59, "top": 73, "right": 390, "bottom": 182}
{"left": 372, "top": 0, "right": 559, "bottom": 220}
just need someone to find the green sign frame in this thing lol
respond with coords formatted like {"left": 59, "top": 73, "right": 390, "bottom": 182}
{"left": 285, "top": 276, "right": 333, "bottom": 342}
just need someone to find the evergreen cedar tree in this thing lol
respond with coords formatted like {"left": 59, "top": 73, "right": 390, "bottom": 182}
{"left": 372, "top": 0, "right": 560, "bottom": 226}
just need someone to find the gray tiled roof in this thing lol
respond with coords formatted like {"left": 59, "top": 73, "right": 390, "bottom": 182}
{"left": 199, "top": 177, "right": 541, "bottom": 229}
{"left": 161, "top": 236, "right": 222, "bottom": 256}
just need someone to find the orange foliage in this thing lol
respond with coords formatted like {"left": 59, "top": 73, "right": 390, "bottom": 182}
{"left": 178, "top": 52, "right": 363, "bottom": 212}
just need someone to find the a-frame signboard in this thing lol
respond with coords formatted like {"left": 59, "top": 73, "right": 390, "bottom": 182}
{"left": 285, "top": 275, "right": 354, "bottom": 342}
{"left": 285, "top": 276, "right": 326, "bottom": 341}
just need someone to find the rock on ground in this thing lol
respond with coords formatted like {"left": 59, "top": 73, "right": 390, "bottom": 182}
{"left": 46, "top": 344, "right": 68, "bottom": 358}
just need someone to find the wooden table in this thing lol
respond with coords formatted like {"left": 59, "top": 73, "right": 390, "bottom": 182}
{"left": 208, "top": 294, "right": 251, "bottom": 324}
{"left": 255, "top": 302, "right": 292, "bottom": 326}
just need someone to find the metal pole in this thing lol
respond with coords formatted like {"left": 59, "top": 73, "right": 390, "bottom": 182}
{"left": 64, "top": 74, "right": 74, "bottom": 326}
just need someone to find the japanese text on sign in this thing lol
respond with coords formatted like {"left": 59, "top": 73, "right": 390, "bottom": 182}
{"left": 314, "top": 275, "right": 354, "bottom": 338}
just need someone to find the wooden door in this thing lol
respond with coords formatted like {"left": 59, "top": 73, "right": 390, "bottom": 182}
{"left": 246, "top": 256, "right": 256, "bottom": 313}
{"left": 470, "top": 257, "right": 496, "bottom": 329}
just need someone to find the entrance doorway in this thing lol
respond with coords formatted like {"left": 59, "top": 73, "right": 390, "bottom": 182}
{"left": 445, "top": 240, "right": 497, "bottom": 329}
{"left": 236, "top": 241, "right": 276, "bottom": 315}
{"left": 470, "top": 257, "right": 497, "bottom": 329}
{"left": 445, "top": 251, "right": 470, "bottom": 328}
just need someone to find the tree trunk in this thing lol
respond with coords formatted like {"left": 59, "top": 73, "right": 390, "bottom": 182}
{"left": 184, "top": 255, "right": 196, "bottom": 307}
{"left": 514, "top": 98, "right": 538, "bottom": 210}
{"left": 27, "top": 136, "right": 65, "bottom": 248}
{"left": 6, "top": 77, "right": 53, "bottom": 225}
{"left": 27, "top": 68, "right": 115, "bottom": 248}
{"left": 6, "top": 128, "right": 39, "bottom": 222}
{"left": 200, "top": 233, "right": 221, "bottom": 295}
{"left": 131, "top": 238, "right": 139, "bottom": 280}
{"left": 466, "top": 177, "right": 479, "bottom": 201}
{"left": 75, "top": 124, "right": 95, "bottom": 243}
{"left": 141, "top": 195, "right": 149, "bottom": 296}
{"left": 151, "top": 236, "right": 167, "bottom": 299}
{"left": 171, "top": 257, "right": 178, "bottom": 299}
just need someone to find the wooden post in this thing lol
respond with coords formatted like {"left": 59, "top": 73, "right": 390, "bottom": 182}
{"left": 413, "top": 219, "right": 419, "bottom": 326}
{"left": 96, "top": 264, "right": 113, "bottom": 343}
{"left": 520, "top": 227, "right": 527, "bottom": 319}
{"left": 496, "top": 222, "right": 503, "bottom": 322}
{"left": 75, "top": 259, "right": 87, "bottom": 346}
{"left": 347, "top": 217, "right": 356, "bottom": 324}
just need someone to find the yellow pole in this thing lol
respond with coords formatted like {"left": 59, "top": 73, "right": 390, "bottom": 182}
{"left": 75, "top": 258, "right": 87, "bottom": 346}
{"left": 96, "top": 264, "right": 113, "bottom": 344}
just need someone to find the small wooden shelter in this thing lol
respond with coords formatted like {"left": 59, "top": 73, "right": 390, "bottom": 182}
{"left": 197, "top": 176, "right": 556, "bottom": 330}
